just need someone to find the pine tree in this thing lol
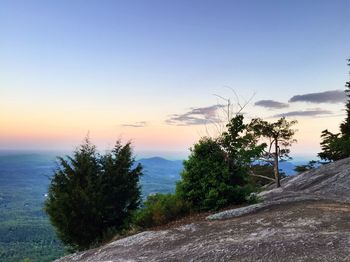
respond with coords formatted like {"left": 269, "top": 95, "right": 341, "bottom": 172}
{"left": 45, "top": 139, "right": 142, "bottom": 250}
{"left": 319, "top": 59, "right": 350, "bottom": 161}
{"left": 249, "top": 117, "right": 297, "bottom": 188}
{"left": 340, "top": 58, "right": 350, "bottom": 137}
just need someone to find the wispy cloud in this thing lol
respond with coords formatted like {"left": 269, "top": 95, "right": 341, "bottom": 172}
{"left": 166, "top": 105, "right": 225, "bottom": 126}
{"left": 254, "top": 100, "right": 289, "bottom": 109}
{"left": 122, "top": 121, "right": 148, "bottom": 128}
{"left": 289, "top": 90, "right": 347, "bottom": 104}
{"left": 272, "top": 109, "right": 333, "bottom": 118}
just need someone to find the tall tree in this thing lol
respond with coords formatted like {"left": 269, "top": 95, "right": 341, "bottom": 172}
{"left": 220, "top": 115, "right": 266, "bottom": 186}
{"left": 45, "top": 139, "right": 142, "bottom": 251}
{"left": 250, "top": 117, "right": 297, "bottom": 188}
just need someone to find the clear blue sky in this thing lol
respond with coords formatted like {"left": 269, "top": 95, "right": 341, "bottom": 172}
{"left": 1, "top": 0, "right": 349, "bottom": 158}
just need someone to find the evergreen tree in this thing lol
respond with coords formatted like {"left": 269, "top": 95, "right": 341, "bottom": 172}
{"left": 45, "top": 139, "right": 142, "bottom": 251}
{"left": 319, "top": 59, "right": 350, "bottom": 161}
{"left": 340, "top": 58, "right": 350, "bottom": 137}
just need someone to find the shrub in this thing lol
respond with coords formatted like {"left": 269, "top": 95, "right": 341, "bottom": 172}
{"left": 133, "top": 193, "right": 191, "bottom": 228}
{"left": 45, "top": 139, "right": 142, "bottom": 250}
{"left": 176, "top": 137, "right": 254, "bottom": 211}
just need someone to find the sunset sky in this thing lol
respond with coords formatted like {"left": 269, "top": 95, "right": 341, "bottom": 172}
{"left": 1, "top": 0, "right": 349, "bottom": 159}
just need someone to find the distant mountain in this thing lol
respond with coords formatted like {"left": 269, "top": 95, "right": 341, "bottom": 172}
{"left": 137, "top": 157, "right": 183, "bottom": 173}
{"left": 279, "top": 161, "right": 297, "bottom": 176}
{"left": 136, "top": 157, "right": 183, "bottom": 197}
{"left": 279, "top": 161, "right": 309, "bottom": 176}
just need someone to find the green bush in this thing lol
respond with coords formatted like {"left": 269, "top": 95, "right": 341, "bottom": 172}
{"left": 133, "top": 194, "right": 191, "bottom": 228}
{"left": 176, "top": 137, "right": 254, "bottom": 211}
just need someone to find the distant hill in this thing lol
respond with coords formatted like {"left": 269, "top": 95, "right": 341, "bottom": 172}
{"left": 136, "top": 157, "right": 183, "bottom": 197}
{"left": 279, "top": 161, "right": 309, "bottom": 176}
{"left": 137, "top": 157, "right": 183, "bottom": 174}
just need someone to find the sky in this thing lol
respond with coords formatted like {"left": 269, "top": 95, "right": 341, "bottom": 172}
{"left": 1, "top": 0, "right": 349, "bottom": 159}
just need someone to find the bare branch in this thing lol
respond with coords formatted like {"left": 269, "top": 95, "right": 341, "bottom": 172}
{"left": 224, "top": 86, "right": 256, "bottom": 114}
{"left": 250, "top": 173, "right": 275, "bottom": 182}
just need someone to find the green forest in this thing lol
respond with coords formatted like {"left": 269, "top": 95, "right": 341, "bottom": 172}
{"left": 0, "top": 154, "right": 65, "bottom": 262}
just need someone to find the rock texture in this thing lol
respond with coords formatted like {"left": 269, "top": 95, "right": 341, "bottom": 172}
{"left": 262, "top": 157, "right": 350, "bottom": 202}
{"left": 56, "top": 158, "right": 350, "bottom": 262}
{"left": 208, "top": 157, "right": 350, "bottom": 221}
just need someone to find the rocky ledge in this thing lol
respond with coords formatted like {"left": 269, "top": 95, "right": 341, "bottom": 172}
{"left": 56, "top": 158, "right": 350, "bottom": 262}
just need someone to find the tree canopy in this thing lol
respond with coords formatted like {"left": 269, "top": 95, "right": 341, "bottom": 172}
{"left": 220, "top": 114, "right": 266, "bottom": 185}
{"left": 176, "top": 115, "right": 266, "bottom": 211}
{"left": 45, "top": 139, "right": 142, "bottom": 251}
{"left": 176, "top": 137, "right": 234, "bottom": 211}
{"left": 249, "top": 117, "right": 297, "bottom": 187}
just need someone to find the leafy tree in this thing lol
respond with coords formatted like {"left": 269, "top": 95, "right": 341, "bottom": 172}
{"left": 250, "top": 117, "right": 297, "bottom": 187}
{"left": 319, "top": 59, "right": 350, "bottom": 161}
{"left": 220, "top": 115, "right": 266, "bottom": 186}
{"left": 45, "top": 139, "right": 142, "bottom": 251}
{"left": 177, "top": 115, "right": 264, "bottom": 211}
{"left": 176, "top": 137, "right": 230, "bottom": 210}
{"left": 176, "top": 137, "right": 253, "bottom": 211}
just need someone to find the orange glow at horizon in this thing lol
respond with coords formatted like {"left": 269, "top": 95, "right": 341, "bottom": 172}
{"left": 0, "top": 97, "right": 346, "bottom": 158}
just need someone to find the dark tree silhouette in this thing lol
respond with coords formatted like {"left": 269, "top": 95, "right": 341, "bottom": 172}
{"left": 45, "top": 138, "right": 142, "bottom": 250}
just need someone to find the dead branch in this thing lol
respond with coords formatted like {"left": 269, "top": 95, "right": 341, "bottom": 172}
{"left": 249, "top": 172, "right": 275, "bottom": 182}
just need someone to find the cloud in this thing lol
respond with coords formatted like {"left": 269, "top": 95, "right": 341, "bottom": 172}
{"left": 122, "top": 121, "right": 147, "bottom": 128}
{"left": 289, "top": 90, "right": 347, "bottom": 104}
{"left": 166, "top": 105, "right": 225, "bottom": 126}
{"left": 272, "top": 109, "right": 333, "bottom": 118}
{"left": 254, "top": 100, "right": 289, "bottom": 109}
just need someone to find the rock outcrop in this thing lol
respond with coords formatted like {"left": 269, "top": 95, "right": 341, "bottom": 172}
{"left": 208, "top": 157, "right": 350, "bottom": 221}
{"left": 56, "top": 158, "right": 350, "bottom": 262}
